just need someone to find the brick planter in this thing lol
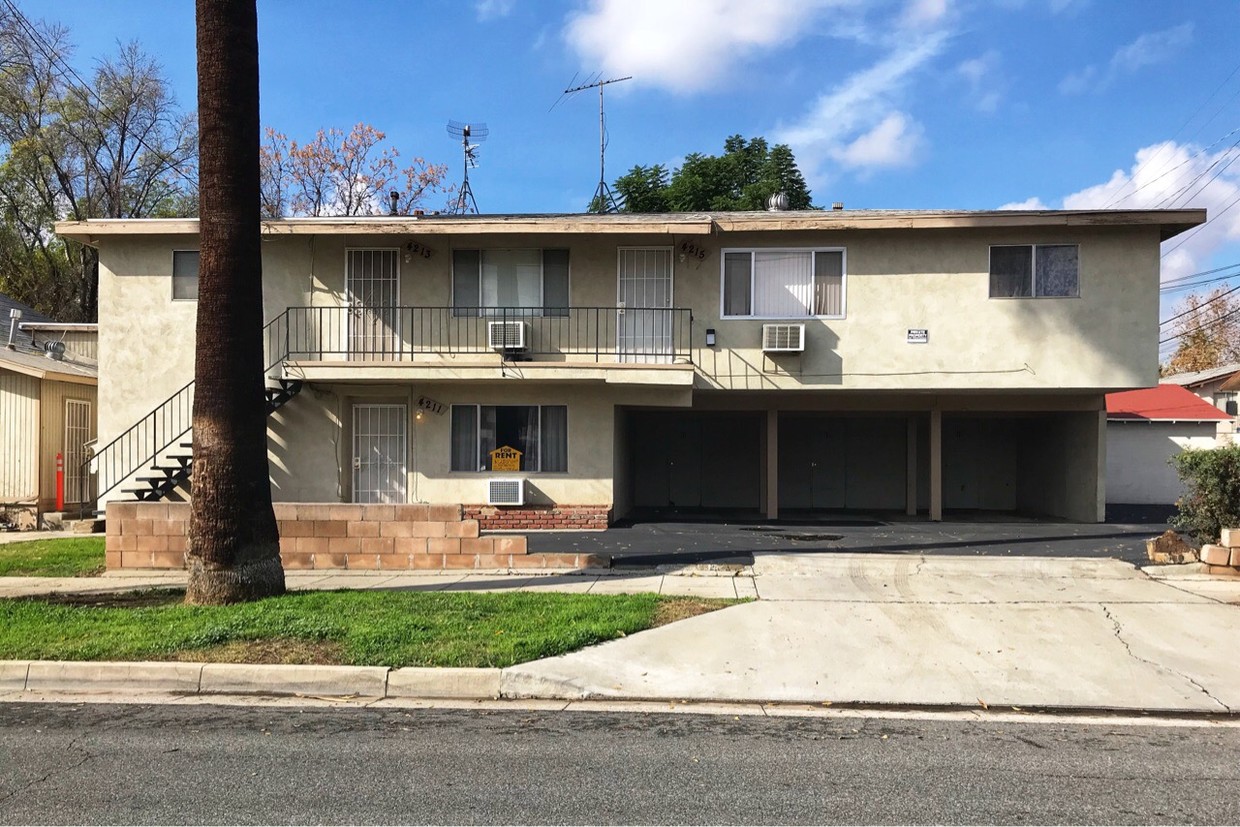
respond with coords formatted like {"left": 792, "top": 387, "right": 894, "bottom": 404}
{"left": 104, "top": 502, "right": 606, "bottom": 571}
{"left": 463, "top": 504, "right": 611, "bottom": 531}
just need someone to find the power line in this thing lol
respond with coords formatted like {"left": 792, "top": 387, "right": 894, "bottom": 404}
{"left": 1160, "top": 281, "right": 1240, "bottom": 327}
{"left": 1162, "top": 188, "right": 1240, "bottom": 259}
{"left": 1161, "top": 260, "right": 1240, "bottom": 289}
{"left": 1159, "top": 300, "right": 1240, "bottom": 345}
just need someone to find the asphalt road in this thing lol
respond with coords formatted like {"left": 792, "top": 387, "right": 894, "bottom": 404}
{"left": 0, "top": 702, "right": 1236, "bottom": 825}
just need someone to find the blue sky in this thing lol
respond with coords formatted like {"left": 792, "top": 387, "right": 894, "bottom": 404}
{"left": 25, "top": 0, "right": 1240, "bottom": 344}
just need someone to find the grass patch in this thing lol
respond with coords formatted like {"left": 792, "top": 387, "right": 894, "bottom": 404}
{"left": 0, "top": 589, "right": 741, "bottom": 668}
{"left": 0, "top": 537, "right": 105, "bottom": 577}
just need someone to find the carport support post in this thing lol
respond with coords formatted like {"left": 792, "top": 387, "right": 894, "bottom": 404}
{"left": 765, "top": 409, "right": 778, "bottom": 520}
{"left": 929, "top": 409, "right": 942, "bottom": 521}
{"left": 906, "top": 416, "right": 917, "bottom": 516}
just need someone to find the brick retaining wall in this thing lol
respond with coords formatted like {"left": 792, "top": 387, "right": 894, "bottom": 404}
{"left": 463, "top": 504, "right": 612, "bottom": 531}
{"left": 104, "top": 502, "right": 606, "bottom": 571}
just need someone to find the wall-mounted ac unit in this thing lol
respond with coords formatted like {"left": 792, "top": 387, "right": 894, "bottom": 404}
{"left": 488, "top": 321, "right": 528, "bottom": 351}
{"left": 761, "top": 323, "right": 805, "bottom": 353}
{"left": 487, "top": 478, "right": 524, "bottom": 506}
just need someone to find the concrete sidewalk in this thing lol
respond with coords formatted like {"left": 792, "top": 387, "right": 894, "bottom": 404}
{"left": 502, "top": 553, "right": 1240, "bottom": 713}
{"left": 0, "top": 568, "right": 756, "bottom": 600}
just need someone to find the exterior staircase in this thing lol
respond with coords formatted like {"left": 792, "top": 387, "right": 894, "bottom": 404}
{"left": 121, "top": 378, "right": 302, "bottom": 503}
{"left": 83, "top": 311, "right": 297, "bottom": 511}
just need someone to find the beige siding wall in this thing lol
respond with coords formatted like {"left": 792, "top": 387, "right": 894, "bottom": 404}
{"left": 0, "top": 369, "right": 39, "bottom": 504}
{"left": 38, "top": 380, "right": 97, "bottom": 508}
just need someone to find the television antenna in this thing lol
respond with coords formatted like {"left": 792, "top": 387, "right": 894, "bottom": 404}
{"left": 559, "top": 74, "right": 631, "bottom": 213}
{"left": 446, "top": 120, "right": 488, "bottom": 214}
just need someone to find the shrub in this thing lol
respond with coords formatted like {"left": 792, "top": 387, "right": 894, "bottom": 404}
{"left": 1170, "top": 443, "right": 1240, "bottom": 544}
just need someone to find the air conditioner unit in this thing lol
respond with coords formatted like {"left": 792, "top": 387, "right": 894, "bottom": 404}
{"left": 488, "top": 320, "right": 528, "bottom": 351}
{"left": 487, "top": 478, "right": 525, "bottom": 506}
{"left": 761, "top": 323, "right": 805, "bottom": 353}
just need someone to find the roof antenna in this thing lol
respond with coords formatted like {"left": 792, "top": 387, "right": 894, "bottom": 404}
{"left": 446, "top": 120, "right": 488, "bottom": 214}
{"left": 561, "top": 74, "right": 632, "bottom": 213}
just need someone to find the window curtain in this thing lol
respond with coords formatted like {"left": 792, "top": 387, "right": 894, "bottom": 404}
{"left": 989, "top": 246, "right": 1032, "bottom": 297}
{"left": 517, "top": 406, "right": 540, "bottom": 472}
{"left": 754, "top": 251, "right": 813, "bottom": 317}
{"left": 450, "top": 405, "right": 478, "bottom": 471}
{"left": 1034, "top": 245, "right": 1079, "bottom": 297}
{"left": 540, "top": 406, "right": 568, "bottom": 472}
{"left": 813, "top": 251, "right": 843, "bottom": 315}
{"left": 723, "top": 252, "right": 752, "bottom": 316}
{"left": 172, "top": 251, "right": 199, "bottom": 300}
{"left": 479, "top": 405, "right": 497, "bottom": 470}
{"left": 452, "top": 249, "right": 480, "bottom": 316}
{"left": 542, "top": 249, "right": 570, "bottom": 316}
{"left": 482, "top": 250, "right": 541, "bottom": 310}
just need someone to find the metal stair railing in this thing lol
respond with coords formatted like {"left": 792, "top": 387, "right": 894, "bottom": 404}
{"left": 80, "top": 310, "right": 293, "bottom": 511}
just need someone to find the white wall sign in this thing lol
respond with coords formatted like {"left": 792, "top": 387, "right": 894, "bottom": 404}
{"left": 907, "top": 329, "right": 929, "bottom": 344}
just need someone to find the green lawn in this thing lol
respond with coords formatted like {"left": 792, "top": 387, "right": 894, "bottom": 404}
{"left": 0, "top": 537, "right": 105, "bottom": 577}
{"left": 0, "top": 589, "right": 738, "bottom": 668}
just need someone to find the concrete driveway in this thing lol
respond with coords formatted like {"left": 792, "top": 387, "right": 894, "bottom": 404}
{"left": 503, "top": 553, "right": 1240, "bottom": 713}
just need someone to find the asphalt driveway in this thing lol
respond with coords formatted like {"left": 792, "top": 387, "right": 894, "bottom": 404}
{"left": 525, "top": 515, "right": 1168, "bottom": 566}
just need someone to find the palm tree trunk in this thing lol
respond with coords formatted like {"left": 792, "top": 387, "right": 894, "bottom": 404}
{"left": 186, "top": 0, "right": 284, "bottom": 604}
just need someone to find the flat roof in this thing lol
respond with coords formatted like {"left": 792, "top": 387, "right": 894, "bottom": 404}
{"left": 54, "top": 208, "right": 1206, "bottom": 244}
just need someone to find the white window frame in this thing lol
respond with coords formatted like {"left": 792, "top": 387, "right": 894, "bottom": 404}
{"left": 987, "top": 243, "right": 1081, "bottom": 299}
{"left": 451, "top": 248, "right": 571, "bottom": 315}
{"left": 449, "top": 403, "right": 570, "bottom": 474}
{"left": 171, "top": 249, "right": 200, "bottom": 302}
{"left": 718, "top": 247, "right": 847, "bottom": 320}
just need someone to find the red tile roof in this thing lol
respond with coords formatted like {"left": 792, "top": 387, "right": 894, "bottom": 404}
{"left": 1106, "top": 384, "right": 1232, "bottom": 422}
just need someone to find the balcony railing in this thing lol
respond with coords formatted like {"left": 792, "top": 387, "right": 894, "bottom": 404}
{"left": 275, "top": 306, "right": 694, "bottom": 364}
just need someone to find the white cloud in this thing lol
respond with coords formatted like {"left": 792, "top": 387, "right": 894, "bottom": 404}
{"left": 1001, "top": 140, "right": 1240, "bottom": 283}
{"left": 998, "top": 197, "right": 1048, "bottom": 210}
{"left": 902, "top": 0, "right": 949, "bottom": 27}
{"left": 562, "top": 0, "right": 859, "bottom": 94}
{"left": 956, "top": 50, "right": 1002, "bottom": 112}
{"left": 773, "top": 30, "right": 948, "bottom": 180}
{"left": 1061, "top": 22, "right": 1193, "bottom": 94}
{"left": 475, "top": 0, "right": 515, "bottom": 21}
{"left": 832, "top": 112, "right": 924, "bottom": 170}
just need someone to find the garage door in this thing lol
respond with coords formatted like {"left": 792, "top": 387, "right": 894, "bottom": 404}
{"left": 779, "top": 415, "right": 907, "bottom": 511}
{"left": 630, "top": 412, "right": 761, "bottom": 510}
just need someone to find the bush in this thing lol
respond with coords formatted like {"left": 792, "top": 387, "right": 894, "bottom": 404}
{"left": 1170, "top": 443, "right": 1240, "bottom": 544}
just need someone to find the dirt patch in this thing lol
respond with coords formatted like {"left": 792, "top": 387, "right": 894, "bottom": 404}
{"left": 40, "top": 589, "right": 183, "bottom": 609}
{"left": 169, "top": 638, "right": 347, "bottom": 665}
{"left": 652, "top": 597, "right": 736, "bottom": 627}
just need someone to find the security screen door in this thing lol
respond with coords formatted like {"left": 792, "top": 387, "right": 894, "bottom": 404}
{"left": 64, "top": 398, "right": 93, "bottom": 504}
{"left": 346, "top": 249, "right": 400, "bottom": 358}
{"left": 617, "top": 248, "right": 673, "bottom": 363}
{"left": 351, "top": 404, "right": 407, "bottom": 504}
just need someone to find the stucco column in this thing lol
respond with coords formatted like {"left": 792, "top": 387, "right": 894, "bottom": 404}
{"left": 765, "top": 409, "right": 778, "bottom": 521}
{"left": 929, "top": 409, "right": 942, "bottom": 522}
{"left": 906, "top": 415, "right": 917, "bottom": 516}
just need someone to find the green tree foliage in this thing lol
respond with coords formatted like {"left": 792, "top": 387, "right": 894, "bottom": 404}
{"left": 0, "top": 12, "right": 196, "bottom": 320}
{"left": 1170, "top": 444, "right": 1240, "bottom": 544}
{"left": 612, "top": 135, "right": 814, "bottom": 213}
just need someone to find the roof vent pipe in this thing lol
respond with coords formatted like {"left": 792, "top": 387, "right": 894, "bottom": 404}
{"left": 832, "top": 202, "right": 844, "bottom": 210}
{"left": 767, "top": 192, "right": 790, "bottom": 211}
{"left": 389, "top": 191, "right": 400, "bottom": 216}
{"left": 6, "top": 308, "right": 20, "bottom": 349}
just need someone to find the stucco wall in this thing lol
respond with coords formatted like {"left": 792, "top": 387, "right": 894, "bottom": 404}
{"left": 1106, "top": 421, "right": 1218, "bottom": 505}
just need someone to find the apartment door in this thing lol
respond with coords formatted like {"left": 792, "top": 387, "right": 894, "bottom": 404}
{"left": 617, "top": 248, "right": 673, "bottom": 363}
{"left": 346, "top": 249, "right": 400, "bottom": 358}
{"left": 351, "top": 404, "right": 407, "bottom": 504}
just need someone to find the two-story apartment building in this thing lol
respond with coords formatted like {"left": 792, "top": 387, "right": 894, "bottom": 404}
{"left": 56, "top": 208, "right": 1202, "bottom": 537}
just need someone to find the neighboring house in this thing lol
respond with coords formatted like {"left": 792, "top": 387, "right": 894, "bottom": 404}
{"left": 1105, "top": 384, "right": 1230, "bottom": 511}
{"left": 54, "top": 208, "right": 1203, "bottom": 530}
{"left": 1163, "top": 362, "right": 1240, "bottom": 443}
{"left": 0, "top": 293, "right": 97, "bottom": 528}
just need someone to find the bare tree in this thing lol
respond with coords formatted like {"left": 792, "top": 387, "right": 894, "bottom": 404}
{"left": 259, "top": 122, "right": 449, "bottom": 217}
{"left": 0, "top": 9, "right": 196, "bottom": 320}
{"left": 186, "top": 0, "right": 284, "bottom": 604}
{"left": 1163, "top": 286, "right": 1240, "bottom": 376}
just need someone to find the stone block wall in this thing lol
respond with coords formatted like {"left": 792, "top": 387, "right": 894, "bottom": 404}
{"left": 104, "top": 502, "right": 607, "bottom": 571}
{"left": 463, "top": 504, "right": 611, "bottom": 531}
